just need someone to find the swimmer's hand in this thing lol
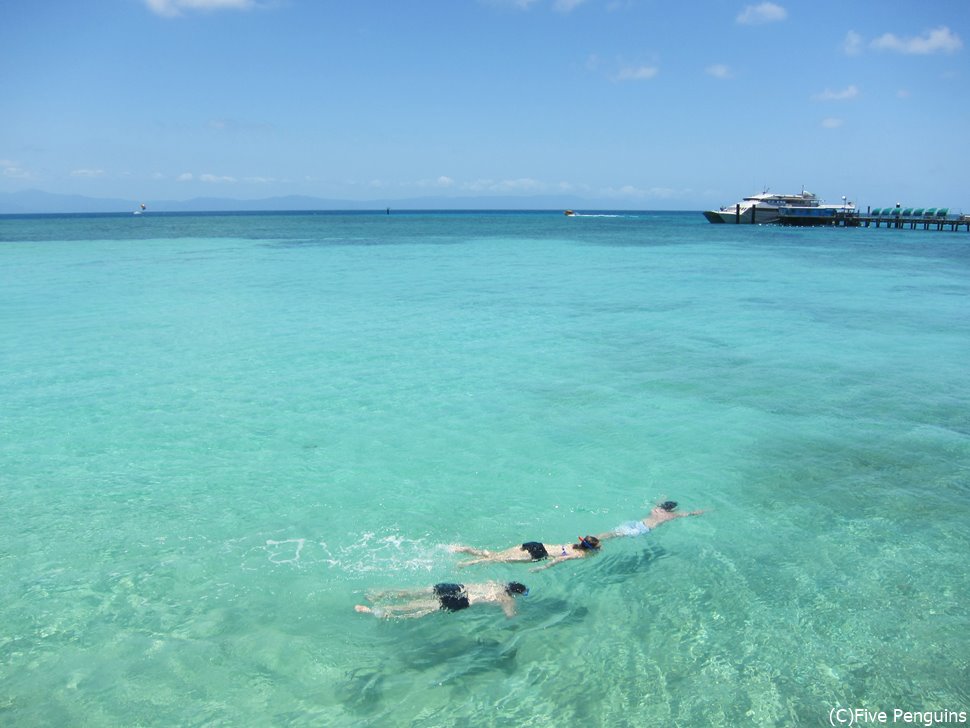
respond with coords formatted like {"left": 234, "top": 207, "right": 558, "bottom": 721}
{"left": 529, "top": 557, "right": 567, "bottom": 572}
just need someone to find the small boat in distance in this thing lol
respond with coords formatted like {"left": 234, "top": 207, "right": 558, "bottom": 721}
{"left": 564, "top": 210, "right": 575, "bottom": 216}
{"left": 704, "top": 190, "right": 821, "bottom": 224}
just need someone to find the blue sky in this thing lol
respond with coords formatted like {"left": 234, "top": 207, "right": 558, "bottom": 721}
{"left": 1, "top": 0, "right": 967, "bottom": 209}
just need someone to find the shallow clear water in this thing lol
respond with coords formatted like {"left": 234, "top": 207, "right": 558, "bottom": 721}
{"left": 2, "top": 211, "right": 968, "bottom": 726}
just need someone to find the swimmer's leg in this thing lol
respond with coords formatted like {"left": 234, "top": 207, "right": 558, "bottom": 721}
{"left": 392, "top": 602, "right": 439, "bottom": 619}
{"left": 358, "top": 600, "right": 439, "bottom": 619}
{"left": 457, "top": 557, "right": 490, "bottom": 568}
{"left": 448, "top": 545, "right": 491, "bottom": 556}
{"left": 365, "top": 587, "right": 432, "bottom": 601}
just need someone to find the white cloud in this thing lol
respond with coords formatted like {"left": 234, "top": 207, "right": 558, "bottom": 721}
{"left": 897, "top": 89, "right": 911, "bottom": 99}
{"left": 411, "top": 176, "right": 456, "bottom": 189}
{"left": 407, "top": 176, "right": 581, "bottom": 195}
{"left": 812, "top": 85, "right": 859, "bottom": 101}
{"left": 208, "top": 118, "right": 274, "bottom": 133}
{"left": 821, "top": 118, "right": 843, "bottom": 129}
{"left": 870, "top": 26, "right": 962, "bottom": 55}
{"left": 600, "top": 185, "right": 683, "bottom": 199}
{"left": 736, "top": 2, "right": 786, "bottom": 25}
{"left": 71, "top": 168, "right": 105, "bottom": 177}
{"left": 177, "top": 172, "right": 194, "bottom": 182}
{"left": 2, "top": 160, "right": 32, "bottom": 179}
{"left": 843, "top": 31, "right": 863, "bottom": 55}
{"left": 553, "top": 0, "right": 587, "bottom": 11}
{"left": 462, "top": 177, "right": 544, "bottom": 193}
{"left": 616, "top": 65, "right": 659, "bottom": 81}
{"left": 145, "top": 0, "right": 255, "bottom": 18}
{"left": 706, "top": 64, "right": 733, "bottom": 79}
{"left": 463, "top": 179, "right": 492, "bottom": 192}
{"left": 500, "top": 178, "right": 542, "bottom": 191}
{"left": 200, "top": 173, "right": 237, "bottom": 183}
{"left": 480, "top": 0, "right": 541, "bottom": 10}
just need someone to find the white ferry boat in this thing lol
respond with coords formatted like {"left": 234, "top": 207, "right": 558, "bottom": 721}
{"left": 703, "top": 190, "right": 821, "bottom": 224}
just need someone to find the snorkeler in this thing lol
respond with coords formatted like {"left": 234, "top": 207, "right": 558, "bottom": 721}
{"left": 450, "top": 535, "right": 602, "bottom": 570}
{"left": 597, "top": 500, "right": 704, "bottom": 540}
{"left": 354, "top": 581, "right": 528, "bottom": 619}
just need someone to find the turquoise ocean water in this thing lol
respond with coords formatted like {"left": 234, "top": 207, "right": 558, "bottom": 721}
{"left": 1, "top": 211, "right": 968, "bottom": 726}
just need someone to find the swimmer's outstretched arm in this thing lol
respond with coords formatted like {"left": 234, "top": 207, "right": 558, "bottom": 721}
{"left": 500, "top": 596, "right": 517, "bottom": 618}
{"left": 594, "top": 530, "right": 621, "bottom": 541}
{"left": 528, "top": 554, "right": 577, "bottom": 572}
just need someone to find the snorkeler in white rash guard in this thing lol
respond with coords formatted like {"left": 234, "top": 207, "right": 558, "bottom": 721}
{"left": 597, "top": 501, "right": 704, "bottom": 540}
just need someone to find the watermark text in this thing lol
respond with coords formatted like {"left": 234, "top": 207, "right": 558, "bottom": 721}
{"left": 829, "top": 708, "right": 967, "bottom": 727}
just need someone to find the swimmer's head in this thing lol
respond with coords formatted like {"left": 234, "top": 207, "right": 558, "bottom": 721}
{"left": 577, "top": 535, "right": 601, "bottom": 550}
{"left": 659, "top": 501, "right": 678, "bottom": 512}
{"left": 506, "top": 582, "right": 529, "bottom": 597}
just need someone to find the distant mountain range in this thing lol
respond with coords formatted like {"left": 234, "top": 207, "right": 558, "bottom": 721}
{"left": 0, "top": 189, "right": 660, "bottom": 214}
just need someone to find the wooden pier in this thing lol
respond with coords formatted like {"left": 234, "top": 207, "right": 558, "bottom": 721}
{"left": 856, "top": 215, "right": 969, "bottom": 231}
{"left": 778, "top": 207, "right": 970, "bottom": 231}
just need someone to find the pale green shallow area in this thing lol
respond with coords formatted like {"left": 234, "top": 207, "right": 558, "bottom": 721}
{"left": 1, "top": 212, "right": 968, "bottom": 726}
